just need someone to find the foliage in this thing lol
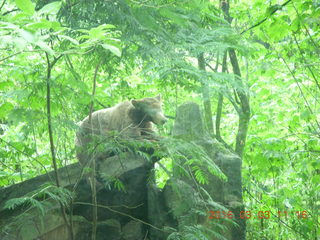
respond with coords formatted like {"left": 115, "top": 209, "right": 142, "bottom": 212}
{"left": 167, "top": 224, "right": 228, "bottom": 240}
{"left": 2, "top": 183, "right": 73, "bottom": 237}
{"left": 235, "top": 0, "right": 320, "bottom": 239}
{"left": 0, "top": 0, "right": 319, "bottom": 239}
{"left": 155, "top": 137, "right": 227, "bottom": 185}
{"left": 4, "top": 183, "right": 73, "bottom": 213}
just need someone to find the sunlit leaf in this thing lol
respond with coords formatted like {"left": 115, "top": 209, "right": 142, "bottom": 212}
{"left": 101, "top": 43, "right": 121, "bottom": 57}
{"left": 38, "top": 1, "right": 62, "bottom": 15}
{"left": 0, "top": 102, "right": 14, "bottom": 119}
{"left": 35, "top": 41, "right": 54, "bottom": 55}
{"left": 58, "top": 35, "right": 79, "bottom": 45}
{"left": 15, "top": 0, "right": 35, "bottom": 15}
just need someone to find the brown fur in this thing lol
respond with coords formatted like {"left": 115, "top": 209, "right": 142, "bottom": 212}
{"left": 75, "top": 95, "right": 167, "bottom": 164}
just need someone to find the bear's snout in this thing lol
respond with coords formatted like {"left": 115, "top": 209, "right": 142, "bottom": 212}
{"left": 153, "top": 112, "right": 168, "bottom": 125}
{"left": 160, "top": 118, "right": 168, "bottom": 125}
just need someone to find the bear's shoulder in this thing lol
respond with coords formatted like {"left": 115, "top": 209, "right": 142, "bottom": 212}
{"left": 114, "top": 100, "right": 133, "bottom": 109}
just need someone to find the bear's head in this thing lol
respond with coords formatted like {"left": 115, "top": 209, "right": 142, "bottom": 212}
{"left": 131, "top": 95, "right": 168, "bottom": 125}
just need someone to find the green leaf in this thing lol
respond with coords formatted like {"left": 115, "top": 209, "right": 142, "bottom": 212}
{"left": 58, "top": 35, "right": 79, "bottom": 45}
{"left": 265, "top": 4, "right": 281, "bottom": 17}
{"left": 35, "top": 41, "right": 55, "bottom": 55}
{"left": 290, "top": 17, "right": 301, "bottom": 32}
{"left": 18, "top": 29, "right": 36, "bottom": 43}
{"left": 159, "top": 7, "right": 188, "bottom": 26}
{"left": 0, "top": 102, "right": 14, "bottom": 119}
{"left": 0, "top": 81, "right": 14, "bottom": 90}
{"left": 15, "top": 0, "right": 35, "bottom": 15}
{"left": 26, "top": 19, "right": 61, "bottom": 31}
{"left": 134, "top": 7, "right": 159, "bottom": 31}
{"left": 26, "top": 21, "right": 52, "bottom": 30}
{"left": 300, "top": 110, "right": 310, "bottom": 121}
{"left": 101, "top": 43, "right": 121, "bottom": 57}
{"left": 311, "top": 175, "right": 320, "bottom": 185}
{"left": 37, "top": 1, "right": 62, "bottom": 15}
{"left": 87, "top": 24, "right": 116, "bottom": 40}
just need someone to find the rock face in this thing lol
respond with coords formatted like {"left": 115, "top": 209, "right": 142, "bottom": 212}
{"left": 0, "top": 153, "right": 153, "bottom": 240}
{"left": 172, "top": 101, "right": 205, "bottom": 138}
{"left": 0, "top": 102, "right": 245, "bottom": 240}
{"left": 148, "top": 102, "right": 245, "bottom": 240}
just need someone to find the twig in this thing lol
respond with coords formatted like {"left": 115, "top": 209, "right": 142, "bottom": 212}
{"left": 244, "top": 188, "right": 309, "bottom": 239}
{"left": 292, "top": 34, "right": 320, "bottom": 90}
{"left": 74, "top": 202, "right": 166, "bottom": 232}
{"left": 45, "top": 53, "right": 60, "bottom": 187}
{"left": 45, "top": 53, "right": 74, "bottom": 240}
{"left": 0, "top": 0, "right": 6, "bottom": 12}
{"left": 278, "top": 53, "right": 320, "bottom": 129}
{"left": 2, "top": 8, "right": 18, "bottom": 15}
{"left": 95, "top": 99, "right": 107, "bottom": 108}
{"left": 205, "top": 63, "right": 215, "bottom": 72}
{"left": 157, "top": 161, "right": 171, "bottom": 177}
{"left": 215, "top": 52, "right": 226, "bottom": 141}
{"left": 89, "top": 60, "right": 102, "bottom": 240}
{"left": 0, "top": 50, "right": 41, "bottom": 63}
{"left": 0, "top": 137, "right": 50, "bottom": 175}
{"left": 143, "top": 230, "right": 148, "bottom": 240}
{"left": 164, "top": 114, "right": 175, "bottom": 119}
{"left": 241, "top": 0, "right": 292, "bottom": 34}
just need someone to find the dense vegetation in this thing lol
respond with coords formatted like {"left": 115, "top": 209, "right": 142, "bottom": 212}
{"left": 0, "top": 0, "right": 319, "bottom": 239}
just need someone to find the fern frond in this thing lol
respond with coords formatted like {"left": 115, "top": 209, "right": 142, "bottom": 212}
{"left": 192, "top": 165, "right": 209, "bottom": 184}
{"left": 113, "top": 178, "right": 126, "bottom": 192}
{"left": 4, "top": 197, "right": 46, "bottom": 216}
{"left": 4, "top": 183, "right": 73, "bottom": 214}
{"left": 157, "top": 137, "right": 227, "bottom": 184}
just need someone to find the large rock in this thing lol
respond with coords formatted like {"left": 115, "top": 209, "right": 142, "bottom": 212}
{"left": 0, "top": 152, "right": 152, "bottom": 240}
{"left": 122, "top": 220, "right": 143, "bottom": 240}
{"left": 148, "top": 102, "right": 245, "bottom": 240}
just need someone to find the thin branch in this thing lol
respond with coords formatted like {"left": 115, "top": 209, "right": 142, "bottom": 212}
{"left": 0, "top": 137, "right": 50, "bottom": 175}
{"left": 226, "top": 90, "right": 240, "bottom": 114}
{"left": 278, "top": 54, "right": 320, "bottom": 129}
{"left": 244, "top": 188, "right": 309, "bottom": 239}
{"left": 89, "top": 60, "right": 102, "bottom": 240}
{"left": 0, "top": 50, "right": 41, "bottom": 63}
{"left": 303, "top": 26, "right": 320, "bottom": 50}
{"left": 50, "top": 55, "right": 63, "bottom": 68}
{"left": 157, "top": 161, "right": 171, "bottom": 177}
{"left": 164, "top": 115, "right": 175, "bottom": 119}
{"left": 96, "top": 99, "right": 108, "bottom": 108}
{"left": 65, "top": 55, "right": 80, "bottom": 81}
{"left": 128, "top": 0, "right": 172, "bottom": 9}
{"left": 45, "top": 53, "right": 60, "bottom": 187}
{"left": 45, "top": 53, "right": 74, "bottom": 240}
{"left": 241, "top": 0, "right": 292, "bottom": 34}
{"left": 293, "top": 34, "right": 320, "bottom": 90}
{"left": 215, "top": 53, "right": 227, "bottom": 141}
{"left": 2, "top": 8, "right": 18, "bottom": 15}
{"left": 74, "top": 202, "right": 166, "bottom": 232}
{"left": 0, "top": 0, "right": 6, "bottom": 12}
{"left": 89, "top": 62, "right": 101, "bottom": 122}
{"left": 291, "top": 3, "right": 320, "bottom": 51}
{"left": 205, "top": 63, "right": 215, "bottom": 72}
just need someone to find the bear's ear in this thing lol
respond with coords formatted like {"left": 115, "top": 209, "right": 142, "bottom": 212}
{"left": 131, "top": 100, "right": 140, "bottom": 108}
{"left": 156, "top": 94, "right": 161, "bottom": 101}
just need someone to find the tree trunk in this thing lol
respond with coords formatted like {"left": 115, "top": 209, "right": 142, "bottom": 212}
{"left": 197, "top": 53, "right": 214, "bottom": 135}
{"left": 228, "top": 49, "right": 250, "bottom": 158}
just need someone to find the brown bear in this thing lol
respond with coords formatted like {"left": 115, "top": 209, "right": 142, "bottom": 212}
{"left": 75, "top": 95, "right": 167, "bottom": 164}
